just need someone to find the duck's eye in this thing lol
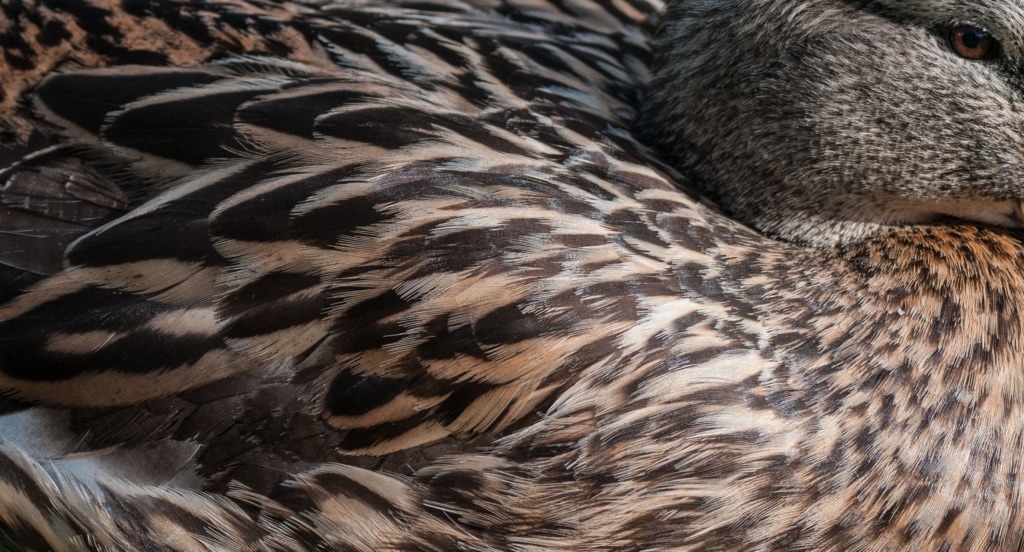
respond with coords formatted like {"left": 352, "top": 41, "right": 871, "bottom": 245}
{"left": 949, "top": 25, "right": 1000, "bottom": 60}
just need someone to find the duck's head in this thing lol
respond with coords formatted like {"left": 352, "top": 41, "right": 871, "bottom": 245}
{"left": 642, "top": 0, "right": 1024, "bottom": 247}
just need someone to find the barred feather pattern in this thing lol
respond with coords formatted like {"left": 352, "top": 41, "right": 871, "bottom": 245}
{"left": 2, "top": 0, "right": 1024, "bottom": 550}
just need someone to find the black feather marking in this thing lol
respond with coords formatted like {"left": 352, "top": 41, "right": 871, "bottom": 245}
{"left": 475, "top": 303, "right": 541, "bottom": 345}
{"left": 318, "top": 107, "right": 533, "bottom": 156}
{"left": 344, "top": 288, "right": 413, "bottom": 321}
{"left": 222, "top": 282, "right": 326, "bottom": 339}
{"left": 416, "top": 313, "right": 488, "bottom": 361}
{"left": 604, "top": 208, "right": 672, "bottom": 248}
{"left": 326, "top": 371, "right": 408, "bottom": 418}
{"left": 220, "top": 272, "right": 322, "bottom": 320}
{"left": 329, "top": 290, "right": 414, "bottom": 353}
{"left": 66, "top": 214, "right": 220, "bottom": 267}
{"left": 0, "top": 266, "right": 43, "bottom": 303}
{"left": 17, "top": 330, "right": 229, "bottom": 379}
{"left": 316, "top": 106, "right": 436, "bottom": 149}
{"left": 36, "top": 69, "right": 225, "bottom": 135}
{"left": 312, "top": 470, "right": 397, "bottom": 512}
{"left": 67, "top": 160, "right": 280, "bottom": 266}
{"left": 332, "top": 11, "right": 416, "bottom": 47}
{"left": 0, "top": 287, "right": 225, "bottom": 380}
{"left": 238, "top": 87, "right": 376, "bottom": 138}
{"left": 292, "top": 192, "right": 398, "bottom": 247}
{"left": 209, "top": 165, "right": 370, "bottom": 244}
{"left": 423, "top": 228, "right": 502, "bottom": 273}
{"left": 338, "top": 409, "right": 435, "bottom": 450}
{"left": 317, "top": 24, "right": 431, "bottom": 83}
{"left": 103, "top": 88, "right": 268, "bottom": 165}
{"left": 437, "top": 381, "right": 498, "bottom": 425}
{"left": 406, "top": 31, "right": 471, "bottom": 71}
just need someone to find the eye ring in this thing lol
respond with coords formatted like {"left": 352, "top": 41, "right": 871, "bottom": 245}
{"left": 948, "top": 24, "right": 1001, "bottom": 60}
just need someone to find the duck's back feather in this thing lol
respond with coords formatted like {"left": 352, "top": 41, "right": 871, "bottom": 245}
{"left": 0, "top": 4, "right": 769, "bottom": 547}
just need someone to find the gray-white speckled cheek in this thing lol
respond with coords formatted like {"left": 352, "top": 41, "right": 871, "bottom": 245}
{"left": 643, "top": 0, "right": 1024, "bottom": 245}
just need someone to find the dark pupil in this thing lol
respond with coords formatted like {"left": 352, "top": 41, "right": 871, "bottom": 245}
{"left": 961, "top": 29, "right": 984, "bottom": 48}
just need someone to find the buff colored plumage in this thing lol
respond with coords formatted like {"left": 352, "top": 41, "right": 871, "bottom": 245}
{"left": 1, "top": 0, "right": 1024, "bottom": 550}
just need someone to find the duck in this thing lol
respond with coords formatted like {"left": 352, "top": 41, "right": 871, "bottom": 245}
{"left": 1, "top": 0, "right": 1024, "bottom": 549}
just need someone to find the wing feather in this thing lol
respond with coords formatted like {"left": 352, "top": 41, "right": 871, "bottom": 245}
{"left": 0, "top": 2, "right": 786, "bottom": 550}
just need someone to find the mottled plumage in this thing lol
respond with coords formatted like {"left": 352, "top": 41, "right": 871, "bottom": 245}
{"left": 1, "top": 0, "right": 1024, "bottom": 550}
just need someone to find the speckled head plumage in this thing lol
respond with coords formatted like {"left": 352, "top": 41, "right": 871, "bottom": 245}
{"left": 642, "top": 0, "right": 1024, "bottom": 246}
